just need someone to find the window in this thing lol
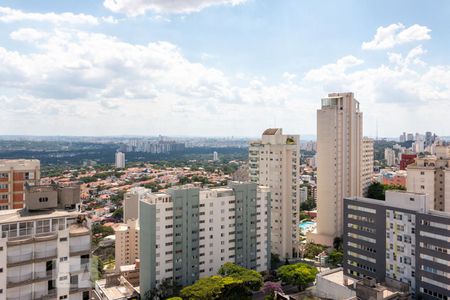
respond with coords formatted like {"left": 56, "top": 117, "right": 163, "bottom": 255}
{"left": 60, "top": 257, "right": 68, "bottom": 262}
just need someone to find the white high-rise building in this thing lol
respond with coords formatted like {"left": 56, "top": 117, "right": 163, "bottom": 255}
{"left": 213, "top": 151, "right": 219, "bottom": 161}
{"left": 0, "top": 184, "right": 90, "bottom": 300}
{"left": 300, "top": 186, "right": 308, "bottom": 204}
{"left": 115, "top": 152, "right": 125, "bottom": 169}
{"left": 309, "top": 92, "right": 372, "bottom": 246}
{"left": 384, "top": 148, "right": 396, "bottom": 166}
{"left": 249, "top": 128, "right": 300, "bottom": 259}
{"left": 139, "top": 183, "right": 270, "bottom": 294}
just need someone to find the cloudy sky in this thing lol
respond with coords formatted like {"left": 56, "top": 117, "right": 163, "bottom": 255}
{"left": 1, "top": 0, "right": 449, "bottom": 137}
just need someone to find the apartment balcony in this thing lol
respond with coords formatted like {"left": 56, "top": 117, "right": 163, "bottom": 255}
{"left": 33, "top": 270, "right": 54, "bottom": 282}
{"left": 7, "top": 272, "right": 33, "bottom": 288}
{"left": 6, "top": 293, "right": 32, "bottom": 300}
{"left": 34, "top": 289, "right": 57, "bottom": 300}
{"left": 34, "top": 231, "right": 58, "bottom": 242}
{"left": 6, "top": 231, "right": 57, "bottom": 246}
{"left": 7, "top": 252, "right": 33, "bottom": 267}
{"left": 69, "top": 224, "right": 90, "bottom": 237}
{"left": 70, "top": 262, "right": 90, "bottom": 273}
{"left": 69, "top": 286, "right": 91, "bottom": 295}
{"left": 34, "top": 248, "right": 58, "bottom": 261}
{"left": 69, "top": 244, "right": 91, "bottom": 256}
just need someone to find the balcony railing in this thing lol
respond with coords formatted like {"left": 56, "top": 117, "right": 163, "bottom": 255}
{"left": 70, "top": 262, "right": 90, "bottom": 273}
{"left": 7, "top": 273, "right": 33, "bottom": 287}
{"left": 7, "top": 252, "right": 33, "bottom": 265}
{"left": 35, "top": 248, "right": 57, "bottom": 260}
{"left": 34, "top": 270, "right": 54, "bottom": 281}
{"left": 69, "top": 244, "right": 90, "bottom": 255}
{"left": 7, "top": 294, "right": 32, "bottom": 300}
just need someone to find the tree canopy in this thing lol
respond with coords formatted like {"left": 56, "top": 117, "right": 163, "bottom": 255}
{"left": 367, "top": 182, "right": 406, "bottom": 200}
{"left": 218, "top": 262, "right": 263, "bottom": 291}
{"left": 180, "top": 263, "right": 263, "bottom": 300}
{"left": 277, "top": 262, "right": 318, "bottom": 291}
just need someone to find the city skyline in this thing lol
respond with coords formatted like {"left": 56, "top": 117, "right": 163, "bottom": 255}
{"left": 1, "top": 0, "right": 450, "bottom": 137}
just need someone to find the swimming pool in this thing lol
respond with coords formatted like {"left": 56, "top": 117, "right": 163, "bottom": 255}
{"left": 299, "top": 221, "right": 316, "bottom": 231}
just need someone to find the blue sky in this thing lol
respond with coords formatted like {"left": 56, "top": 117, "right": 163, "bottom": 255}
{"left": 1, "top": 0, "right": 450, "bottom": 137}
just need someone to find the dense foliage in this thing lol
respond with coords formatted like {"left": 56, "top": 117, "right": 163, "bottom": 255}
{"left": 277, "top": 263, "right": 318, "bottom": 291}
{"left": 180, "top": 263, "right": 263, "bottom": 300}
{"left": 367, "top": 182, "right": 406, "bottom": 200}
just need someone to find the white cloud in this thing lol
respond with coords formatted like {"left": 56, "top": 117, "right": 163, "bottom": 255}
{"left": 0, "top": 6, "right": 117, "bottom": 25}
{"left": 1, "top": 27, "right": 450, "bottom": 136}
{"left": 103, "top": 0, "right": 247, "bottom": 16}
{"left": 10, "top": 28, "right": 48, "bottom": 41}
{"left": 362, "top": 23, "right": 431, "bottom": 50}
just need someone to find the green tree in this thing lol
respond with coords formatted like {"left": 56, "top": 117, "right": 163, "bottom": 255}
{"left": 112, "top": 207, "right": 123, "bottom": 220}
{"left": 368, "top": 182, "right": 406, "bottom": 200}
{"left": 303, "top": 243, "right": 326, "bottom": 259}
{"left": 218, "top": 262, "right": 263, "bottom": 291}
{"left": 277, "top": 263, "right": 318, "bottom": 291}
{"left": 328, "top": 250, "right": 343, "bottom": 267}
{"left": 180, "top": 276, "right": 229, "bottom": 300}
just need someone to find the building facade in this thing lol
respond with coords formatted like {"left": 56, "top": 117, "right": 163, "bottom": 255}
{"left": 0, "top": 184, "right": 90, "bottom": 300}
{"left": 310, "top": 92, "right": 372, "bottom": 246}
{"left": 343, "top": 190, "right": 450, "bottom": 299}
{"left": 385, "top": 148, "right": 396, "bottom": 167}
{"left": 115, "top": 152, "right": 125, "bottom": 169}
{"left": 249, "top": 128, "right": 300, "bottom": 259}
{"left": 407, "top": 146, "right": 450, "bottom": 212}
{"left": 139, "top": 183, "right": 271, "bottom": 295}
{"left": 123, "top": 187, "right": 152, "bottom": 222}
{"left": 0, "top": 159, "right": 40, "bottom": 210}
{"left": 114, "top": 219, "right": 139, "bottom": 272}
{"left": 361, "top": 137, "right": 374, "bottom": 197}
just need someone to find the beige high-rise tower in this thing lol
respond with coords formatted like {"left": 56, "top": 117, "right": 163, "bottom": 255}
{"left": 309, "top": 92, "right": 372, "bottom": 246}
{"left": 249, "top": 128, "right": 300, "bottom": 259}
{"left": 407, "top": 145, "right": 450, "bottom": 212}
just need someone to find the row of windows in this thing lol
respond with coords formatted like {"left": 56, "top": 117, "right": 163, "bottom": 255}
{"left": 348, "top": 223, "right": 375, "bottom": 234}
{"left": 347, "top": 241, "right": 376, "bottom": 253}
{"left": 348, "top": 213, "right": 374, "bottom": 223}
{"left": 347, "top": 259, "right": 377, "bottom": 273}
{"left": 420, "top": 254, "right": 450, "bottom": 266}
{"left": 421, "top": 265, "right": 450, "bottom": 279}
{"left": 347, "top": 232, "right": 376, "bottom": 244}
{"left": 421, "top": 220, "right": 450, "bottom": 230}
{"left": 420, "top": 287, "right": 448, "bottom": 300}
{"left": 348, "top": 251, "right": 376, "bottom": 263}
{"left": 348, "top": 204, "right": 376, "bottom": 214}
{"left": 420, "top": 231, "right": 450, "bottom": 242}
{"left": 421, "top": 276, "right": 450, "bottom": 290}
{"left": 420, "top": 242, "right": 449, "bottom": 254}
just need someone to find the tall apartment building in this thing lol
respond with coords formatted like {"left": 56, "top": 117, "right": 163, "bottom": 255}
{"left": 0, "top": 184, "right": 90, "bottom": 300}
{"left": 385, "top": 148, "right": 396, "bottom": 167}
{"left": 114, "top": 219, "right": 139, "bottom": 272}
{"left": 361, "top": 137, "right": 374, "bottom": 196}
{"left": 139, "top": 183, "right": 271, "bottom": 295}
{"left": 115, "top": 152, "right": 125, "bottom": 169}
{"left": 309, "top": 92, "right": 373, "bottom": 246}
{"left": 343, "top": 190, "right": 450, "bottom": 300}
{"left": 407, "top": 145, "right": 450, "bottom": 212}
{"left": 249, "top": 128, "right": 300, "bottom": 259}
{"left": 0, "top": 159, "right": 40, "bottom": 210}
{"left": 123, "top": 187, "right": 152, "bottom": 222}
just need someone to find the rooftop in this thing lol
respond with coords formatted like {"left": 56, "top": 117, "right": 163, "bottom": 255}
{"left": 0, "top": 208, "right": 81, "bottom": 223}
{"left": 262, "top": 128, "right": 281, "bottom": 135}
{"left": 319, "top": 268, "right": 356, "bottom": 286}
